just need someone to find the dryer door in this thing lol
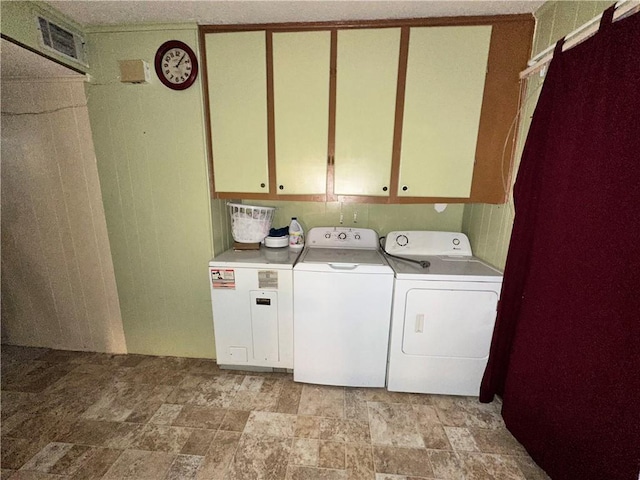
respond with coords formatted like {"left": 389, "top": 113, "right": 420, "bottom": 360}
{"left": 402, "top": 288, "right": 498, "bottom": 358}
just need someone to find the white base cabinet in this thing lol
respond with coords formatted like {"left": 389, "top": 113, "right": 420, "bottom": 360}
{"left": 209, "top": 250, "right": 297, "bottom": 369}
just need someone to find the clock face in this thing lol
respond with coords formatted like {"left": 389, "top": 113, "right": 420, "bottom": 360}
{"left": 154, "top": 41, "right": 198, "bottom": 90}
{"left": 161, "top": 47, "right": 193, "bottom": 85}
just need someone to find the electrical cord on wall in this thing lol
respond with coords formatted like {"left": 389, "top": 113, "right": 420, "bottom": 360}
{"left": 500, "top": 78, "right": 545, "bottom": 214}
{"left": 379, "top": 237, "right": 430, "bottom": 269}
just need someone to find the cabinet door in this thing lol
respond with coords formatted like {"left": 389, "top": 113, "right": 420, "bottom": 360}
{"left": 205, "top": 32, "right": 269, "bottom": 194}
{"left": 399, "top": 26, "right": 491, "bottom": 198}
{"left": 250, "top": 291, "right": 279, "bottom": 362}
{"left": 273, "top": 31, "right": 330, "bottom": 195}
{"left": 334, "top": 28, "right": 401, "bottom": 196}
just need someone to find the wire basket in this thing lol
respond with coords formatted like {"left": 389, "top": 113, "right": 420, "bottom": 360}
{"left": 228, "top": 203, "right": 276, "bottom": 243}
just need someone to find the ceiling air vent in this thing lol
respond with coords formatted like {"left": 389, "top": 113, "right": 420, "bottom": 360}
{"left": 37, "top": 15, "right": 88, "bottom": 67}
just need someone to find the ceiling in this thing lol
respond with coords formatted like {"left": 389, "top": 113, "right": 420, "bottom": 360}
{"left": 2, "top": 1, "right": 544, "bottom": 81}
{"left": 46, "top": 1, "right": 544, "bottom": 27}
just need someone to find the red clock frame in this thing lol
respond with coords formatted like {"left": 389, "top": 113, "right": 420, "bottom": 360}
{"left": 154, "top": 40, "right": 199, "bottom": 91}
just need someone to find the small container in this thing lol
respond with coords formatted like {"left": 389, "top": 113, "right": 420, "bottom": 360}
{"left": 289, "top": 217, "right": 304, "bottom": 249}
{"left": 264, "top": 235, "right": 289, "bottom": 248}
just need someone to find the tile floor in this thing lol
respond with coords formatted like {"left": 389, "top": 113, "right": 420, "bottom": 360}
{"left": 0, "top": 345, "right": 550, "bottom": 480}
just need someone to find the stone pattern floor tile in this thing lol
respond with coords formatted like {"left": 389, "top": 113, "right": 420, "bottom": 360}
{"left": 226, "top": 434, "right": 291, "bottom": 479}
{"left": 368, "top": 402, "right": 425, "bottom": 448}
{"left": 180, "top": 429, "right": 216, "bottom": 456}
{"left": 163, "top": 454, "right": 203, "bottom": 480}
{"left": 101, "top": 449, "right": 174, "bottom": 479}
{"left": 1, "top": 345, "right": 547, "bottom": 480}
{"left": 219, "top": 410, "right": 251, "bottom": 432}
{"left": 290, "top": 439, "right": 319, "bottom": 466}
{"left": 318, "top": 441, "right": 345, "bottom": 469}
{"left": 243, "top": 411, "right": 297, "bottom": 437}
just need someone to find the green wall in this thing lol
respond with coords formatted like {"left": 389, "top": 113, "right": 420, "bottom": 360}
{"left": 86, "top": 24, "right": 227, "bottom": 358}
{"left": 462, "top": 1, "right": 614, "bottom": 270}
{"left": 18, "top": 2, "right": 606, "bottom": 358}
{"left": 0, "top": 1, "right": 88, "bottom": 73}
{"left": 248, "top": 200, "right": 464, "bottom": 237}
{"left": 82, "top": 20, "right": 463, "bottom": 360}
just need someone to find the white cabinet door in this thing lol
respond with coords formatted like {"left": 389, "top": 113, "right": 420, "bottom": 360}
{"left": 205, "top": 31, "right": 269, "bottom": 194}
{"left": 273, "top": 31, "right": 331, "bottom": 195}
{"left": 250, "top": 291, "right": 279, "bottom": 362}
{"left": 399, "top": 26, "right": 492, "bottom": 198}
{"left": 334, "top": 28, "right": 401, "bottom": 196}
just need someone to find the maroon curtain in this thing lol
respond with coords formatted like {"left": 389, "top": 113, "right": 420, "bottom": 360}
{"left": 480, "top": 6, "right": 640, "bottom": 480}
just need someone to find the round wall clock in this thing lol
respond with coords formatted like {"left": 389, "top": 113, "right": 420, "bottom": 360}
{"left": 154, "top": 40, "right": 198, "bottom": 90}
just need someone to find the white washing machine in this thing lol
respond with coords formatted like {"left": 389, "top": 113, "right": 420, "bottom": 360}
{"left": 209, "top": 246, "right": 301, "bottom": 370}
{"left": 384, "top": 231, "right": 503, "bottom": 396}
{"left": 293, "top": 227, "right": 394, "bottom": 387}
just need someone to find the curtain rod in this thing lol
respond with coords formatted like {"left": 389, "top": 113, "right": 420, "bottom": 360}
{"left": 520, "top": 0, "right": 640, "bottom": 79}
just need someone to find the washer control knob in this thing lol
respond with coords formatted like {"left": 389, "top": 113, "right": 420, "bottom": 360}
{"left": 354, "top": 234, "right": 361, "bottom": 240}
{"left": 396, "top": 235, "right": 409, "bottom": 246}
{"left": 452, "top": 238, "right": 460, "bottom": 246}
{"left": 338, "top": 232, "right": 347, "bottom": 240}
{"left": 324, "top": 232, "right": 331, "bottom": 239}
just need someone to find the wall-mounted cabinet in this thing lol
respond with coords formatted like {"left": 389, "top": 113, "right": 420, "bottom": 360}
{"left": 333, "top": 28, "right": 400, "bottom": 197}
{"left": 205, "top": 30, "right": 331, "bottom": 198}
{"left": 200, "top": 16, "right": 533, "bottom": 204}
{"left": 272, "top": 31, "right": 331, "bottom": 195}
{"left": 205, "top": 31, "right": 269, "bottom": 194}
{"left": 398, "top": 26, "right": 491, "bottom": 198}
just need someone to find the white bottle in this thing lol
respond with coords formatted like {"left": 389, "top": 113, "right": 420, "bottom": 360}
{"left": 289, "top": 217, "right": 304, "bottom": 249}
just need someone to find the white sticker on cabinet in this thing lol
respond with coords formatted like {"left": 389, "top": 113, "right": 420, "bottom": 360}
{"left": 211, "top": 269, "right": 236, "bottom": 289}
{"left": 258, "top": 270, "right": 278, "bottom": 289}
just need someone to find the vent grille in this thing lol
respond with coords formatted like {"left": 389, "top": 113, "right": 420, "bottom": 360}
{"left": 37, "top": 16, "right": 87, "bottom": 66}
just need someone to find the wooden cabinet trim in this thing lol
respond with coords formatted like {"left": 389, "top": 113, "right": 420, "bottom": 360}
{"left": 265, "top": 30, "right": 277, "bottom": 195}
{"left": 198, "top": 26, "right": 216, "bottom": 199}
{"left": 326, "top": 30, "right": 338, "bottom": 203}
{"left": 389, "top": 26, "right": 410, "bottom": 199}
{"left": 469, "top": 18, "right": 534, "bottom": 203}
{"left": 216, "top": 192, "right": 327, "bottom": 202}
{"left": 199, "top": 14, "right": 533, "bottom": 33}
{"left": 334, "top": 195, "right": 472, "bottom": 204}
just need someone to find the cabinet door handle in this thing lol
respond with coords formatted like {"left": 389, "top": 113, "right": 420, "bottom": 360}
{"left": 402, "top": 185, "right": 408, "bottom": 191}
{"left": 279, "top": 185, "right": 284, "bottom": 190}
{"left": 260, "top": 183, "right": 266, "bottom": 188}
{"left": 415, "top": 314, "right": 424, "bottom": 333}
{"left": 382, "top": 186, "right": 388, "bottom": 192}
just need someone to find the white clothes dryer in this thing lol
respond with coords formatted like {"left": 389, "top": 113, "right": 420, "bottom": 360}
{"left": 384, "top": 231, "right": 503, "bottom": 396}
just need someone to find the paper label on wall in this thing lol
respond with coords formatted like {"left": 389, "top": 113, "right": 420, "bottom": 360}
{"left": 258, "top": 270, "right": 278, "bottom": 289}
{"left": 211, "top": 269, "right": 235, "bottom": 289}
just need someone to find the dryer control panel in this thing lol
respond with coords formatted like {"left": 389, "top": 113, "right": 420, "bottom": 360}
{"left": 385, "top": 231, "right": 472, "bottom": 256}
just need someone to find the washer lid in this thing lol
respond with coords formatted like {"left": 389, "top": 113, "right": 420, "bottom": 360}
{"left": 301, "top": 247, "right": 387, "bottom": 265}
{"left": 295, "top": 248, "right": 393, "bottom": 274}
{"left": 387, "top": 255, "right": 503, "bottom": 282}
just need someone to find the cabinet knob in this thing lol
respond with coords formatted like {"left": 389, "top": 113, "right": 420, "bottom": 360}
{"left": 402, "top": 185, "right": 408, "bottom": 191}
{"left": 279, "top": 185, "right": 284, "bottom": 190}
{"left": 260, "top": 183, "right": 265, "bottom": 188}
{"left": 382, "top": 186, "right": 388, "bottom": 192}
